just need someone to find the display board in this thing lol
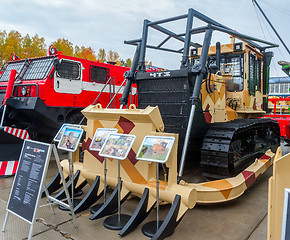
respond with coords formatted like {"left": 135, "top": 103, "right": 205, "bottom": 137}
{"left": 89, "top": 128, "right": 118, "bottom": 151}
{"left": 281, "top": 188, "right": 290, "bottom": 240}
{"left": 7, "top": 140, "right": 51, "bottom": 223}
{"left": 136, "top": 136, "right": 175, "bottom": 163}
{"left": 99, "top": 133, "right": 136, "bottom": 160}
{"left": 53, "top": 123, "right": 82, "bottom": 142}
{"left": 57, "top": 127, "right": 83, "bottom": 152}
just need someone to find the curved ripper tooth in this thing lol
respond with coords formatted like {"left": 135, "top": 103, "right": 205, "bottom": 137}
{"left": 41, "top": 170, "right": 70, "bottom": 198}
{"left": 89, "top": 181, "right": 130, "bottom": 220}
{"left": 75, "top": 179, "right": 88, "bottom": 193}
{"left": 119, "top": 188, "right": 156, "bottom": 236}
{"left": 152, "top": 194, "right": 183, "bottom": 240}
{"left": 55, "top": 170, "right": 81, "bottom": 200}
{"left": 73, "top": 175, "right": 102, "bottom": 213}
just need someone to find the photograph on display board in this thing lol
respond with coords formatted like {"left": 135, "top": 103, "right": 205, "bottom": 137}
{"left": 54, "top": 123, "right": 82, "bottom": 142}
{"left": 89, "top": 128, "right": 118, "bottom": 151}
{"left": 57, "top": 127, "right": 84, "bottom": 152}
{"left": 99, "top": 133, "right": 136, "bottom": 160}
{"left": 136, "top": 136, "right": 175, "bottom": 163}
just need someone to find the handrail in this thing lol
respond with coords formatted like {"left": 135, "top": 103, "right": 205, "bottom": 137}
{"left": 268, "top": 97, "right": 290, "bottom": 115}
{"left": 91, "top": 77, "right": 130, "bottom": 109}
{"left": 92, "top": 77, "right": 113, "bottom": 105}
{"left": 78, "top": 77, "right": 127, "bottom": 125}
{"left": 106, "top": 79, "right": 127, "bottom": 108}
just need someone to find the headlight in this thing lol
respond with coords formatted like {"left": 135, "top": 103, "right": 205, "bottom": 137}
{"left": 21, "top": 87, "right": 27, "bottom": 96}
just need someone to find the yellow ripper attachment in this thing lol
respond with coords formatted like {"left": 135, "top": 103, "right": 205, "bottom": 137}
{"left": 51, "top": 104, "right": 278, "bottom": 239}
{"left": 60, "top": 104, "right": 196, "bottom": 239}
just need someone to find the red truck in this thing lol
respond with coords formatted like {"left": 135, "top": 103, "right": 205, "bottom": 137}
{"left": 0, "top": 45, "right": 135, "bottom": 175}
{"left": 262, "top": 97, "right": 290, "bottom": 143}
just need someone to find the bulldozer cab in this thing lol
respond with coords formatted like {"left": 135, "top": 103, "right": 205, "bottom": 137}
{"left": 192, "top": 39, "right": 274, "bottom": 121}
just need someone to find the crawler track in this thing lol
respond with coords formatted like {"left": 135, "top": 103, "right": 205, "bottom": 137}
{"left": 200, "top": 118, "right": 280, "bottom": 179}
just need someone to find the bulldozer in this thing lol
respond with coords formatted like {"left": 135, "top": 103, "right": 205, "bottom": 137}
{"left": 45, "top": 8, "right": 281, "bottom": 239}
{"left": 121, "top": 8, "right": 280, "bottom": 181}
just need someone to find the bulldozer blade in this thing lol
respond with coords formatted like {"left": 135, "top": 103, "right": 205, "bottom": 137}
{"left": 55, "top": 170, "right": 81, "bottom": 200}
{"left": 152, "top": 194, "right": 182, "bottom": 240}
{"left": 73, "top": 175, "right": 102, "bottom": 213}
{"left": 119, "top": 188, "right": 155, "bottom": 236}
{"left": 41, "top": 171, "right": 69, "bottom": 198}
{"left": 89, "top": 182, "right": 130, "bottom": 220}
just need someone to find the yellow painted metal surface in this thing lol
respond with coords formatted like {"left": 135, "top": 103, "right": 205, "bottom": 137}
{"left": 61, "top": 104, "right": 197, "bottom": 221}
{"left": 197, "top": 40, "right": 266, "bottom": 123}
{"left": 60, "top": 104, "right": 278, "bottom": 211}
{"left": 267, "top": 147, "right": 290, "bottom": 240}
{"left": 186, "top": 149, "right": 276, "bottom": 203}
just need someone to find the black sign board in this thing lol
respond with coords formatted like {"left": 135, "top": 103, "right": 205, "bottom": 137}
{"left": 7, "top": 140, "right": 50, "bottom": 223}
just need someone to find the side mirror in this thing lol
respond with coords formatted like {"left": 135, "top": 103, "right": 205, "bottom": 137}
{"left": 53, "top": 59, "right": 60, "bottom": 71}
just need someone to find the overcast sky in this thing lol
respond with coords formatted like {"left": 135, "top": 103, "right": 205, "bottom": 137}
{"left": 0, "top": 0, "right": 289, "bottom": 76}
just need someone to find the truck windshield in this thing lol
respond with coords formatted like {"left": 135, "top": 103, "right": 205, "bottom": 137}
{"left": 0, "top": 61, "right": 26, "bottom": 82}
{"left": 0, "top": 56, "right": 54, "bottom": 82}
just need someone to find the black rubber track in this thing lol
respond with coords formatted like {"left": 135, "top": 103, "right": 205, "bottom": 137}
{"left": 200, "top": 118, "right": 280, "bottom": 179}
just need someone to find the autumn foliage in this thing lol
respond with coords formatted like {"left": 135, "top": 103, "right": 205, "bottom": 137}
{"left": 0, "top": 30, "right": 132, "bottom": 67}
{"left": 0, "top": 30, "right": 46, "bottom": 63}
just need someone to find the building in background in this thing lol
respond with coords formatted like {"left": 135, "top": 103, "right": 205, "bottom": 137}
{"left": 269, "top": 76, "right": 290, "bottom": 96}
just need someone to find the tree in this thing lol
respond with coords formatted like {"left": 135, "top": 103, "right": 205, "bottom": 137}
{"left": 120, "top": 59, "right": 126, "bottom": 67}
{"left": 30, "top": 34, "right": 46, "bottom": 57}
{"left": 74, "top": 45, "right": 81, "bottom": 58}
{"left": 3, "top": 30, "right": 22, "bottom": 61}
{"left": 107, "top": 50, "right": 120, "bottom": 63}
{"left": 80, "top": 46, "right": 96, "bottom": 61}
{"left": 126, "top": 58, "right": 132, "bottom": 67}
{"left": 74, "top": 45, "right": 96, "bottom": 61}
{"left": 0, "top": 30, "right": 7, "bottom": 63}
{"left": 52, "top": 38, "right": 73, "bottom": 56}
{"left": 0, "top": 29, "right": 134, "bottom": 67}
{"left": 97, "top": 48, "right": 106, "bottom": 62}
{"left": 22, "top": 34, "right": 32, "bottom": 58}
{"left": 22, "top": 34, "right": 46, "bottom": 58}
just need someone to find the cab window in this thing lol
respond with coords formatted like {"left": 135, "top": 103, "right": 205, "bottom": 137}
{"left": 248, "top": 53, "right": 256, "bottom": 95}
{"left": 223, "top": 53, "right": 244, "bottom": 92}
{"left": 90, "top": 66, "right": 109, "bottom": 83}
{"left": 255, "top": 58, "right": 262, "bottom": 91}
{"left": 56, "top": 60, "right": 81, "bottom": 80}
